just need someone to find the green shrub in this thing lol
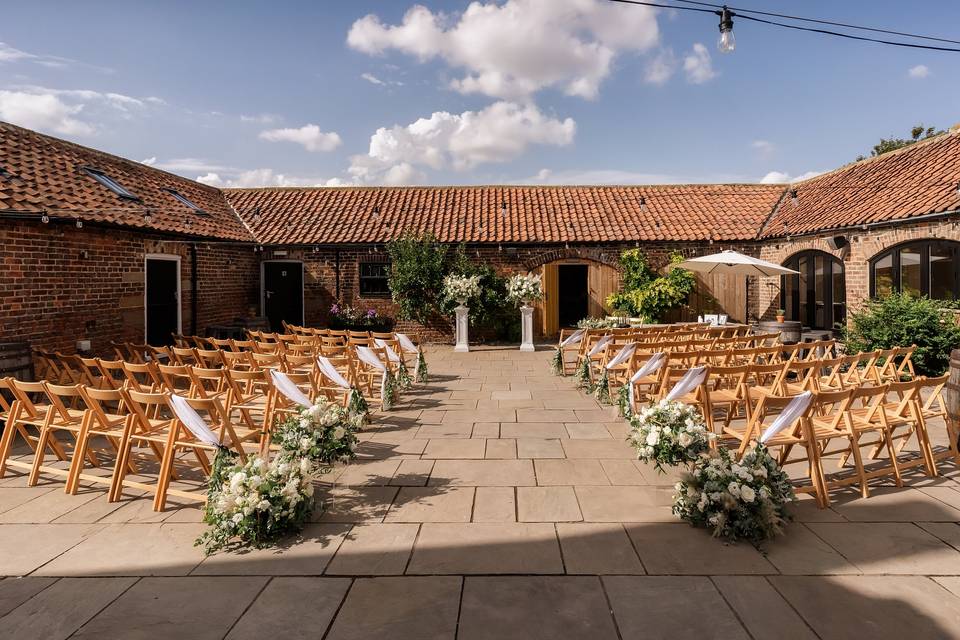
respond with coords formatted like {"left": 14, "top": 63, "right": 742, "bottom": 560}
{"left": 842, "top": 293, "right": 960, "bottom": 376}
{"left": 442, "top": 244, "right": 518, "bottom": 339}
{"left": 386, "top": 232, "right": 448, "bottom": 323}
{"left": 605, "top": 251, "right": 696, "bottom": 322}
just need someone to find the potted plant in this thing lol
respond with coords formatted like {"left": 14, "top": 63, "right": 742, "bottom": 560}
{"left": 775, "top": 309, "right": 786, "bottom": 323}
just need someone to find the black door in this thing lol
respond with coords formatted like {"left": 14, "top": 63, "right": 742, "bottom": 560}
{"left": 146, "top": 258, "right": 179, "bottom": 346}
{"left": 557, "top": 264, "right": 589, "bottom": 328}
{"left": 263, "top": 262, "right": 304, "bottom": 331}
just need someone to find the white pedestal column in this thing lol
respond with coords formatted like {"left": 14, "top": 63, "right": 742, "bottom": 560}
{"left": 454, "top": 304, "right": 470, "bottom": 352}
{"left": 519, "top": 304, "right": 535, "bottom": 352}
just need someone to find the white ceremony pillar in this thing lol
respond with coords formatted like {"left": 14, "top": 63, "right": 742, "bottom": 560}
{"left": 454, "top": 304, "right": 470, "bottom": 352}
{"left": 519, "top": 304, "right": 535, "bottom": 352}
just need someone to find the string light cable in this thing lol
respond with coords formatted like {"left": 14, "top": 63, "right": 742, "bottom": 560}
{"left": 607, "top": 0, "right": 960, "bottom": 53}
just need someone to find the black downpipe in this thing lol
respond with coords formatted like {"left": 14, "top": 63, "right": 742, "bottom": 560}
{"left": 190, "top": 242, "right": 198, "bottom": 335}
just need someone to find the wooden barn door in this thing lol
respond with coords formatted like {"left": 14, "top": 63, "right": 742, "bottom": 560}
{"left": 541, "top": 263, "right": 559, "bottom": 336}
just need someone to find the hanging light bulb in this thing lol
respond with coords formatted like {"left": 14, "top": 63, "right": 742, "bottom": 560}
{"left": 789, "top": 189, "right": 799, "bottom": 207}
{"left": 41, "top": 211, "right": 50, "bottom": 224}
{"left": 313, "top": 245, "right": 319, "bottom": 253}
{"left": 75, "top": 218, "right": 83, "bottom": 229}
{"left": 639, "top": 196, "right": 648, "bottom": 213}
{"left": 717, "top": 6, "right": 736, "bottom": 54}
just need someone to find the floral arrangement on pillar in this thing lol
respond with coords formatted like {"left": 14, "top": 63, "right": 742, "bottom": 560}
{"left": 443, "top": 274, "right": 482, "bottom": 352}
{"left": 506, "top": 273, "right": 543, "bottom": 352}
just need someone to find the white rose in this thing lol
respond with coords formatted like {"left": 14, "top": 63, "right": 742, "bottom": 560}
{"left": 740, "top": 485, "right": 756, "bottom": 503}
{"left": 645, "top": 430, "right": 659, "bottom": 446}
{"left": 727, "top": 482, "right": 741, "bottom": 498}
{"left": 231, "top": 513, "right": 244, "bottom": 524}
{"left": 677, "top": 432, "right": 693, "bottom": 448}
{"left": 333, "top": 426, "right": 346, "bottom": 440}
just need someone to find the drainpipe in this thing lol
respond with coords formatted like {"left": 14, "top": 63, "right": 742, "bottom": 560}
{"left": 335, "top": 249, "right": 341, "bottom": 300}
{"left": 190, "top": 242, "right": 198, "bottom": 335}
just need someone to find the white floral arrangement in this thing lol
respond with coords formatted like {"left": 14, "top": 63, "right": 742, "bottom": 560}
{"left": 196, "top": 454, "right": 318, "bottom": 554}
{"left": 673, "top": 444, "right": 795, "bottom": 544}
{"left": 443, "top": 273, "right": 482, "bottom": 304}
{"left": 506, "top": 273, "right": 543, "bottom": 306}
{"left": 273, "top": 399, "right": 359, "bottom": 467}
{"left": 629, "top": 400, "right": 713, "bottom": 472}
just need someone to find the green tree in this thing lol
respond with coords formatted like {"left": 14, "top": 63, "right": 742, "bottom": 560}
{"left": 386, "top": 232, "right": 448, "bottom": 323}
{"left": 856, "top": 124, "right": 944, "bottom": 161}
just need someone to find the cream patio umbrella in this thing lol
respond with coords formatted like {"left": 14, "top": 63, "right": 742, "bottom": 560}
{"left": 672, "top": 250, "right": 800, "bottom": 324}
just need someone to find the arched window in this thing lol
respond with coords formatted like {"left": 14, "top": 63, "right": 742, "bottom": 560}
{"left": 870, "top": 239, "right": 960, "bottom": 300}
{"left": 781, "top": 250, "right": 845, "bottom": 331}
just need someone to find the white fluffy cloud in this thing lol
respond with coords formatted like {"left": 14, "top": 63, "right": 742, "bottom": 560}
{"left": 644, "top": 49, "right": 676, "bottom": 85}
{"left": 348, "top": 101, "right": 576, "bottom": 185}
{"left": 751, "top": 140, "right": 775, "bottom": 155}
{"left": 347, "top": 0, "right": 659, "bottom": 100}
{"left": 908, "top": 64, "right": 930, "bottom": 79}
{"left": 197, "top": 168, "right": 350, "bottom": 188}
{"left": 683, "top": 43, "right": 716, "bottom": 84}
{"left": 760, "top": 170, "right": 822, "bottom": 184}
{"left": 258, "top": 124, "right": 342, "bottom": 152}
{"left": 0, "top": 90, "right": 94, "bottom": 136}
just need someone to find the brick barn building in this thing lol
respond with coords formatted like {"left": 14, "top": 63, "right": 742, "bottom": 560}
{"left": 2, "top": 120, "right": 960, "bottom": 356}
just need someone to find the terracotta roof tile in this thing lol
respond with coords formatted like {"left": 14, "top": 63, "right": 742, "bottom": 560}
{"left": 223, "top": 183, "right": 784, "bottom": 244}
{"left": 761, "top": 129, "right": 960, "bottom": 238}
{"left": 0, "top": 121, "right": 251, "bottom": 241}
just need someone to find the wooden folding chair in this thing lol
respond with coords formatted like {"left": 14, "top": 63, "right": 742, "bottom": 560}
{"left": 121, "top": 361, "right": 164, "bottom": 392}
{"left": 0, "top": 379, "right": 58, "bottom": 478}
{"left": 27, "top": 382, "right": 100, "bottom": 487}
{"left": 69, "top": 386, "right": 135, "bottom": 494}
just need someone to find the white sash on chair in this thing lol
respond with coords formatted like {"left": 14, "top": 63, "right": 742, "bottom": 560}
{"left": 374, "top": 339, "right": 402, "bottom": 363}
{"left": 317, "top": 356, "right": 351, "bottom": 389}
{"left": 588, "top": 335, "right": 612, "bottom": 357}
{"left": 168, "top": 394, "right": 222, "bottom": 446}
{"left": 605, "top": 343, "right": 636, "bottom": 370}
{"left": 665, "top": 366, "right": 708, "bottom": 402}
{"left": 628, "top": 352, "right": 665, "bottom": 408}
{"left": 396, "top": 333, "right": 419, "bottom": 354}
{"left": 355, "top": 346, "right": 386, "bottom": 372}
{"left": 560, "top": 329, "right": 585, "bottom": 348}
{"left": 760, "top": 391, "right": 813, "bottom": 444}
{"left": 269, "top": 369, "right": 312, "bottom": 408}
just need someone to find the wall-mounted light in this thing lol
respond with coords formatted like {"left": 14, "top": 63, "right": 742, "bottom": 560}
{"left": 41, "top": 211, "right": 50, "bottom": 224}
{"left": 75, "top": 218, "right": 83, "bottom": 229}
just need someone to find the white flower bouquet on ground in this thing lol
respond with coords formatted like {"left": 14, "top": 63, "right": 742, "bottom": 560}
{"left": 443, "top": 273, "right": 482, "bottom": 304}
{"left": 506, "top": 273, "right": 543, "bottom": 306}
{"left": 629, "top": 400, "right": 713, "bottom": 472}
{"left": 196, "top": 454, "right": 319, "bottom": 554}
{"left": 273, "top": 400, "right": 359, "bottom": 467}
{"left": 672, "top": 444, "right": 796, "bottom": 544}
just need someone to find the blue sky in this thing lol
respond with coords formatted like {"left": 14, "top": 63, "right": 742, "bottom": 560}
{"left": 2, "top": 0, "right": 958, "bottom": 187}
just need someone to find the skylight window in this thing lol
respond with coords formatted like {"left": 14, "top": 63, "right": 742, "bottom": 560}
{"left": 83, "top": 167, "right": 140, "bottom": 201}
{"left": 165, "top": 188, "right": 206, "bottom": 214}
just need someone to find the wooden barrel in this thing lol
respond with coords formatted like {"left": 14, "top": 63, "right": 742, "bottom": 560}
{"left": 0, "top": 342, "right": 33, "bottom": 381}
{"left": 757, "top": 320, "right": 802, "bottom": 344}
{"left": 946, "top": 349, "right": 960, "bottom": 423}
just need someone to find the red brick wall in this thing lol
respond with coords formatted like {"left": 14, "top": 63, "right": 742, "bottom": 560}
{"left": 264, "top": 240, "right": 742, "bottom": 341}
{"left": 0, "top": 220, "right": 259, "bottom": 355}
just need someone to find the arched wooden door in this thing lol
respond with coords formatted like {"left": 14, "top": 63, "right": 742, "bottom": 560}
{"left": 537, "top": 259, "right": 620, "bottom": 336}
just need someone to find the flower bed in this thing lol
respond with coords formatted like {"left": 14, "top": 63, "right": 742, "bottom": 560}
{"left": 328, "top": 303, "right": 394, "bottom": 332}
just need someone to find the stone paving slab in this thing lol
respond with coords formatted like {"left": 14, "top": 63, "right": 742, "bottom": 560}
{"left": 6, "top": 346, "right": 960, "bottom": 638}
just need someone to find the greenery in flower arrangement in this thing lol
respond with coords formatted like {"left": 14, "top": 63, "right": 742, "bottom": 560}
{"left": 386, "top": 232, "right": 448, "bottom": 323}
{"left": 442, "top": 246, "right": 517, "bottom": 338}
{"left": 606, "top": 250, "right": 696, "bottom": 322}
{"left": 443, "top": 273, "right": 483, "bottom": 305}
{"left": 629, "top": 400, "right": 714, "bottom": 472}
{"left": 328, "top": 303, "right": 394, "bottom": 332}
{"left": 673, "top": 444, "right": 796, "bottom": 545}
{"left": 842, "top": 292, "right": 960, "bottom": 376}
{"left": 273, "top": 400, "right": 360, "bottom": 466}
{"left": 576, "top": 317, "right": 628, "bottom": 329}
{"left": 506, "top": 273, "right": 544, "bottom": 306}
{"left": 196, "top": 454, "right": 318, "bottom": 555}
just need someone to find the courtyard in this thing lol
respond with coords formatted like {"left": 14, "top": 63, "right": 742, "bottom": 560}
{"left": 3, "top": 346, "right": 960, "bottom": 639}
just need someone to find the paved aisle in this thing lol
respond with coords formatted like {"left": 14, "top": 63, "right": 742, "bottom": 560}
{"left": 4, "top": 346, "right": 960, "bottom": 638}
